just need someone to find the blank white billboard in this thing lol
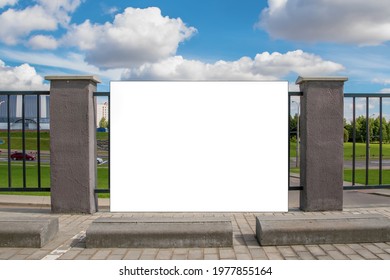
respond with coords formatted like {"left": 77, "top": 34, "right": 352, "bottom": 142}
{"left": 110, "top": 81, "right": 288, "bottom": 212}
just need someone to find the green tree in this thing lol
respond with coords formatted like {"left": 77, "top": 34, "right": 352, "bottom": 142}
{"left": 99, "top": 117, "right": 108, "bottom": 128}
{"left": 289, "top": 114, "right": 298, "bottom": 141}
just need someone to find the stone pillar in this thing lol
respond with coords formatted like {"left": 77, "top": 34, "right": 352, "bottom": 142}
{"left": 296, "top": 76, "right": 348, "bottom": 211}
{"left": 46, "top": 76, "right": 101, "bottom": 213}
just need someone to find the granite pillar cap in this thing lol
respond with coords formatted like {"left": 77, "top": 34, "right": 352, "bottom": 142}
{"left": 45, "top": 75, "right": 101, "bottom": 84}
{"left": 296, "top": 76, "right": 348, "bottom": 85}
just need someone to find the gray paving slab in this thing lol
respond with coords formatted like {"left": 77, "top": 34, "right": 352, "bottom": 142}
{"left": 0, "top": 193, "right": 389, "bottom": 260}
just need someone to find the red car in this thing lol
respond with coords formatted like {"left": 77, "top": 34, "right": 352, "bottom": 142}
{"left": 10, "top": 152, "right": 36, "bottom": 161}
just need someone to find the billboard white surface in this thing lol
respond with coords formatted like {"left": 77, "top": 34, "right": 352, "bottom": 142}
{"left": 110, "top": 81, "right": 288, "bottom": 212}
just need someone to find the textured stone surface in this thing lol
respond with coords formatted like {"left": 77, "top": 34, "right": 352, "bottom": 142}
{"left": 86, "top": 217, "right": 233, "bottom": 248}
{"left": 0, "top": 217, "right": 58, "bottom": 248}
{"left": 297, "top": 76, "right": 348, "bottom": 211}
{"left": 47, "top": 76, "right": 100, "bottom": 214}
{"left": 256, "top": 214, "right": 390, "bottom": 246}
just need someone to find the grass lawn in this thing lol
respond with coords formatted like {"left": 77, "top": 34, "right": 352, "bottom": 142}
{"left": 0, "top": 131, "right": 108, "bottom": 151}
{"left": 0, "top": 162, "right": 109, "bottom": 197}
{"left": 290, "top": 142, "right": 390, "bottom": 160}
{"left": 343, "top": 169, "right": 390, "bottom": 186}
{"left": 291, "top": 167, "right": 390, "bottom": 186}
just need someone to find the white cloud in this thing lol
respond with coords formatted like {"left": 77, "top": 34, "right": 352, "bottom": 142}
{"left": 373, "top": 78, "right": 390, "bottom": 85}
{"left": 36, "top": 0, "right": 82, "bottom": 26}
{"left": 28, "top": 35, "right": 58, "bottom": 50}
{"left": 380, "top": 88, "right": 390, "bottom": 93}
{"left": 121, "top": 50, "right": 344, "bottom": 80}
{"left": 0, "top": 0, "right": 17, "bottom": 9}
{"left": 0, "top": 48, "right": 124, "bottom": 81}
{"left": 0, "top": 6, "right": 57, "bottom": 44}
{"left": 63, "top": 7, "right": 197, "bottom": 68}
{"left": 0, "top": 59, "right": 48, "bottom": 90}
{"left": 0, "top": 0, "right": 82, "bottom": 45}
{"left": 258, "top": 0, "right": 390, "bottom": 45}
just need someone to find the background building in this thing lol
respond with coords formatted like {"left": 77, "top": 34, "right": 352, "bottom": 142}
{"left": 96, "top": 102, "right": 109, "bottom": 128}
{"left": 0, "top": 95, "right": 50, "bottom": 130}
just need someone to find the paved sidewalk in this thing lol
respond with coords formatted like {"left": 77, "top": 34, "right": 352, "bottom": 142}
{"left": 0, "top": 192, "right": 389, "bottom": 260}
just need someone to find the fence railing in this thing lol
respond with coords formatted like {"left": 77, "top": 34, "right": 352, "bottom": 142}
{"left": 0, "top": 91, "right": 50, "bottom": 192}
{"left": 343, "top": 93, "right": 390, "bottom": 190}
{"left": 288, "top": 91, "right": 303, "bottom": 191}
{"left": 93, "top": 91, "right": 110, "bottom": 194}
{"left": 2, "top": 88, "right": 390, "bottom": 196}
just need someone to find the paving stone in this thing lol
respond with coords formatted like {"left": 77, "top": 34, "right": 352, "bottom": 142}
{"left": 291, "top": 245, "right": 307, "bottom": 252}
{"left": 204, "top": 254, "right": 219, "bottom": 260}
{"left": 142, "top": 248, "right": 158, "bottom": 254}
{"left": 333, "top": 244, "right": 356, "bottom": 255}
{"left": 172, "top": 254, "right": 187, "bottom": 260}
{"left": 27, "top": 250, "right": 51, "bottom": 260}
{"left": 18, "top": 248, "right": 38, "bottom": 255}
{"left": 377, "top": 254, "right": 390, "bottom": 260}
{"left": 173, "top": 248, "right": 188, "bottom": 255}
{"left": 79, "top": 248, "right": 97, "bottom": 255}
{"left": 263, "top": 246, "right": 279, "bottom": 253}
{"left": 319, "top": 244, "right": 337, "bottom": 251}
{"left": 204, "top": 248, "right": 218, "bottom": 254}
{"left": 111, "top": 248, "right": 128, "bottom": 255}
{"left": 91, "top": 250, "right": 111, "bottom": 260}
{"left": 284, "top": 256, "right": 300, "bottom": 260}
{"left": 296, "top": 251, "right": 315, "bottom": 260}
{"left": 373, "top": 243, "right": 390, "bottom": 249}
{"left": 316, "top": 256, "right": 333, "bottom": 260}
{"left": 249, "top": 248, "right": 268, "bottom": 259}
{"left": 58, "top": 250, "right": 80, "bottom": 260}
{"left": 233, "top": 245, "right": 250, "bottom": 254}
{"left": 361, "top": 244, "right": 385, "bottom": 254}
{"left": 219, "top": 248, "right": 235, "bottom": 259}
{"left": 123, "top": 250, "right": 142, "bottom": 260}
{"left": 306, "top": 245, "right": 326, "bottom": 256}
{"left": 327, "top": 250, "right": 348, "bottom": 260}
{"left": 156, "top": 249, "right": 173, "bottom": 260}
{"left": 9, "top": 254, "right": 28, "bottom": 260}
{"left": 188, "top": 249, "right": 203, "bottom": 260}
{"left": 236, "top": 253, "right": 252, "bottom": 260}
{"left": 356, "top": 250, "right": 379, "bottom": 259}
{"left": 347, "top": 254, "right": 365, "bottom": 260}
{"left": 277, "top": 246, "right": 297, "bottom": 257}
{"left": 265, "top": 252, "right": 284, "bottom": 260}
{"left": 74, "top": 254, "right": 92, "bottom": 260}
{"left": 0, "top": 248, "right": 20, "bottom": 259}
{"left": 107, "top": 254, "right": 124, "bottom": 260}
{"left": 347, "top": 244, "right": 365, "bottom": 250}
{"left": 139, "top": 254, "right": 157, "bottom": 260}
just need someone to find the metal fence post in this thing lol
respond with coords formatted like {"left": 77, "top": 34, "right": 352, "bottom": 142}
{"left": 297, "top": 76, "right": 348, "bottom": 211}
{"left": 46, "top": 75, "right": 101, "bottom": 213}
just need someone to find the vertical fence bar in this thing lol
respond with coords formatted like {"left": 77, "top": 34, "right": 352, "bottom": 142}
{"left": 288, "top": 93, "right": 291, "bottom": 189}
{"left": 108, "top": 92, "right": 111, "bottom": 191}
{"left": 379, "top": 97, "right": 383, "bottom": 185}
{"left": 37, "top": 94, "right": 41, "bottom": 188}
{"left": 352, "top": 97, "right": 356, "bottom": 186}
{"left": 22, "top": 95, "right": 27, "bottom": 188}
{"left": 7, "top": 94, "right": 11, "bottom": 188}
{"left": 365, "top": 97, "right": 369, "bottom": 185}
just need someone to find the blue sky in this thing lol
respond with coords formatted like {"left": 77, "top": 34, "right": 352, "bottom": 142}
{"left": 0, "top": 0, "right": 390, "bottom": 94}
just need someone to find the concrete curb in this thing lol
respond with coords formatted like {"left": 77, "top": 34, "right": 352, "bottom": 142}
{"left": 86, "top": 217, "right": 233, "bottom": 248}
{"left": 0, "top": 217, "right": 58, "bottom": 248}
{"left": 256, "top": 214, "right": 390, "bottom": 246}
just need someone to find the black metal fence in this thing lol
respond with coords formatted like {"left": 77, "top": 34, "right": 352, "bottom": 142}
{"left": 93, "top": 91, "right": 110, "bottom": 194}
{"left": 343, "top": 93, "right": 390, "bottom": 190}
{"left": 2, "top": 90, "right": 390, "bottom": 194}
{"left": 0, "top": 91, "right": 50, "bottom": 192}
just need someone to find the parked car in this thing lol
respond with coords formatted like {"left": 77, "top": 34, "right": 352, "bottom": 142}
{"left": 97, "top": 157, "right": 104, "bottom": 164}
{"left": 10, "top": 152, "right": 36, "bottom": 161}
